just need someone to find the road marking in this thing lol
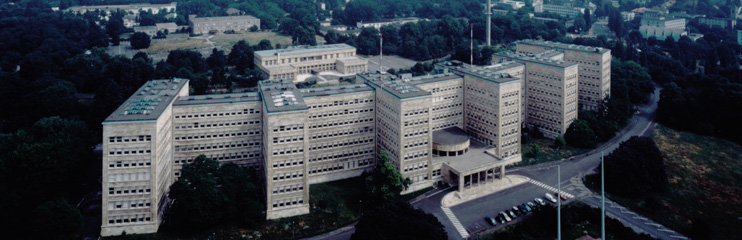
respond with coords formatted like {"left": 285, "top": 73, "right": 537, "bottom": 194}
{"left": 671, "top": 235, "right": 689, "bottom": 239}
{"left": 632, "top": 216, "right": 648, "bottom": 220}
{"left": 441, "top": 207, "right": 469, "bottom": 239}
{"left": 658, "top": 228, "right": 674, "bottom": 233}
{"left": 528, "top": 179, "right": 575, "bottom": 198}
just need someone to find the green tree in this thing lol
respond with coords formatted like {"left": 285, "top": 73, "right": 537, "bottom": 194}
{"left": 168, "top": 155, "right": 224, "bottom": 230}
{"left": 554, "top": 136, "right": 567, "bottom": 148}
{"left": 351, "top": 200, "right": 447, "bottom": 240}
{"left": 365, "top": 151, "right": 411, "bottom": 207}
{"left": 599, "top": 136, "right": 668, "bottom": 197}
{"left": 564, "top": 119, "right": 597, "bottom": 148}
{"left": 218, "top": 163, "right": 264, "bottom": 227}
{"left": 30, "top": 199, "right": 82, "bottom": 240}
{"left": 228, "top": 40, "right": 254, "bottom": 73}
{"left": 130, "top": 32, "right": 151, "bottom": 49}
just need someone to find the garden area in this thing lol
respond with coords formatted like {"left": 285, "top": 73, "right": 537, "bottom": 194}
{"left": 585, "top": 125, "right": 742, "bottom": 240}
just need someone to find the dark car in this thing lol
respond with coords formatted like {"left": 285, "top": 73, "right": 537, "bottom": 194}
{"left": 485, "top": 216, "right": 497, "bottom": 226}
{"left": 520, "top": 203, "right": 531, "bottom": 212}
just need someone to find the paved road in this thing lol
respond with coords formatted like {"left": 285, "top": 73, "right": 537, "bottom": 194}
{"left": 412, "top": 83, "right": 687, "bottom": 240}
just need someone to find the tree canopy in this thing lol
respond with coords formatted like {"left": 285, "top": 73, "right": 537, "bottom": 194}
{"left": 130, "top": 32, "right": 151, "bottom": 49}
{"left": 351, "top": 200, "right": 447, "bottom": 240}
{"left": 364, "top": 151, "right": 411, "bottom": 207}
{"left": 599, "top": 136, "right": 668, "bottom": 197}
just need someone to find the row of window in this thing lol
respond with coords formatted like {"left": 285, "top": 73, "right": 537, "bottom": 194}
{"left": 377, "top": 107, "right": 400, "bottom": 129}
{"left": 109, "top": 148, "right": 151, "bottom": 156}
{"left": 432, "top": 111, "right": 462, "bottom": 121}
{"left": 403, "top": 161, "right": 428, "bottom": 173}
{"left": 466, "top": 102, "right": 498, "bottom": 118}
{"left": 309, "top": 164, "right": 345, "bottom": 175}
{"left": 273, "top": 124, "right": 304, "bottom": 132}
{"left": 174, "top": 129, "right": 260, "bottom": 141}
{"left": 501, "top": 91, "right": 519, "bottom": 99}
{"left": 308, "top": 117, "right": 374, "bottom": 129}
{"left": 108, "top": 135, "right": 151, "bottom": 143}
{"left": 108, "top": 186, "right": 151, "bottom": 195}
{"left": 309, "top": 137, "right": 374, "bottom": 151}
{"left": 271, "top": 184, "right": 304, "bottom": 195}
{"left": 404, "top": 129, "right": 429, "bottom": 138}
{"left": 108, "top": 159, "right": 151, "bottom": 169}
{"left": 466, "top": 121, "right": 497, "bottom": 138}
{"left": 272, "top": 135, "right": 304, "bottom": 144}
{"left": 272, "top": 147, "right": 304, "bottom": 156}
{"left": 174, "top": 140, "right": 260, "bottom": 152}
{"left": 429, "top": 84, "right": 462, "bottom": 93}
{"left": 109, "top": 199, "right": 151, "bottom": 210}
{"left": 308, "top": 98, "right": 374, "bottom": 109}
{"left": 272, "top": 158, "right": 304, "bottom": 169}
{"left": 309, "top": 147, "right": 374, "bottom": 162}
{"left": 404, "top": 150, "right": 429, "bottom": 161}
{"left": 308, "top": 107, "right": 374, "bottom": 119}
{"left": 432, "top": 93, "right": 459, "bottom": 103}
{"left": 409, "top": 173, "right": 429, "bottom": 183}
{"left": 501, "top": 128, "right": 519, "bottom": 137}
{"left": 108, "top": 172, "right": 150, "bottom": 183}
{"left": 107, "top": 214, "right": 151, "bottom": 225}
{"left": 404, "top": 118, "right": 429, "bottom": 127}
{"left": 315, "top": 124, "right": 372, "bottom": 138}
{"left": 403, "top": 108, "right": 429, "bottom": 117}
{"left": 431, "top": 102, "right": 463, "bottom": 112}
{"left": 404, "top": 139, "right": 429, "bottom": 149}
{"left": 503, "top": 99, "right": 519, "bottom": 107}
{"left": 175, "top": 120, "right": 260, "bottom": 130}
{"left": 466, "top": 112, "right": 498, "bottom": 127}
{"left": 502, "top": 138, "right": 519, "bottom": 148}
{"left": 432, "top": 120, "right": 461, "bottom": 131}
{"left": 272, "top": 171, "right": 304, "bottom": 182}
{"left": 174, "top": 151, "right": 262, "bottom": 164}
{"left": 174, "top": 109, "right": 260, "bottom": 119}
{"left": 271, "top": 197, "right": 304, "bottom": 209}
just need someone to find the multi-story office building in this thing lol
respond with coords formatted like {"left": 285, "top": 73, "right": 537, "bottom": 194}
{"left": 535, "top": 3, "right": 585, "bottom": 18}
{"left": 101, "top": 41, "right": 608, "bottom": 236}
{"left": 639, "top": 10, "right": 687, "bottom": 41}
{"left": 699, "top": 17, "right": 737, "bottom": 29}
{"left": 189, "top": 15, "right": 260, "bottom": 35}
{"left": 492, "top": 51, "right": 579, "bottom": 138}
{"left": 512, "top": 40, "right": 611, "bottom": 112}
{"left": 66, "top": 2, "right": 177, "bottom": 15}
{"left": 254, "top": 44, "right": 368, "bottom": 82}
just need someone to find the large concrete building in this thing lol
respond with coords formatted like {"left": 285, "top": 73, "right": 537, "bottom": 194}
{"left": 491, "top": 40, "right": 610, "bottom": 137}
{"left": 101, "top": 40, "right": 610, "bottom": 236}
{"left": 189, "top": 15, "right": 260, "bottom": 35}
{"left": 535, "top": 3, "right": 585, "bottom": 18}
{"left": 639, "top": 10, "right": 687, "bottom": 41}
{"left": 254, "top": 44, "right": 368, "bottom": 82}
{"left": 355, "top": 17, "right": 420, "bottom": 29}
{"left": 66, "top": 2, "right": 177, "bottom": 15}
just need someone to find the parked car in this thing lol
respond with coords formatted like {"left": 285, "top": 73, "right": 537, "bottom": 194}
{"left": 556, "top": 191, "right": 568, "bottom": 200}
{"left": 535, "top": 198, "right": 547, "bottom": 206}
{"left": 485, "top": 216, "right": 497, "bottom": 226}
{"left": 527, "top": 202, "right": 538, "bottom": 210}
{"left": 499, "top": 211, "right": 512, "bottom": 222}
{"left": 511, "top": 206, "right": 521, "bottom": 216}
{"left": 521, "top": 203, "right": 531, "bottom": 212}
{"left": 508, "top": 210, "right": 517, "bottom": 219}
{"left": 495, "top": 214, "right": 506, "bottom": 224}
{"left": 545, "top": 193, "right": 558, "bottom": 203}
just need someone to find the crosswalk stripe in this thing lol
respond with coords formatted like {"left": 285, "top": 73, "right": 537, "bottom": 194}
{"left": 528, "top": 179, "right": 575, "bottom": 198}
{"left": 441, "top": 207, "right": 469, "bottom": 238}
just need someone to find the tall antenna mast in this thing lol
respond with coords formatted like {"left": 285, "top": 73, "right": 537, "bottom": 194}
{"left": 470, "top": 24, "right": 473, "bottom": 66}
{"left": 486, "top": 0, "right": 492, "bottom": 46}
{"left": 379, "top": 32, "right": 383, "bottom": 81}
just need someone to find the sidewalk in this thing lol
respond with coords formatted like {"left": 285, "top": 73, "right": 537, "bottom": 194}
{"left": 441, "top": 175, "right": 529, "bottom": 208}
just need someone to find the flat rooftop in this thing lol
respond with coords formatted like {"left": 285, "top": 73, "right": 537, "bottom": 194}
{"left": 444, "top": 63, "right": 522, "bottom": 84}
{"left": 434, "top": 139, "right": 518, "bottom": 173}
{"left": 433, "top": 127, "right": 470, "bottom": 146}
{"left": 406, "top": 72, "right": 463, "bottom": 86}
{"left": 255, "top": 43, "right": 355, "bottom": 58}
{"left": 298, "top": 84, "right": 374, "bottom": 97}
{"left": 173, "top": 92, "right": 260, "bottom": 106}
{"left": 104, "top": 79, "right": 188, "bottom": 123}
{"left": 516, "top": 39, "right": 611, "bottom": 54}
{"left": 493, "top": 51, "right": 577, "bottom": 68}
{"left": 190, "top": 15, "right": 258, "bottom": 23}
{"left": 258, "top": 80, "right": 309, "bottom": 113}
{"left": 358, "top": 72, "right": 432, "bottom": 99}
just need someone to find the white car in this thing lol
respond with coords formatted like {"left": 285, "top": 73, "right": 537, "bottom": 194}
{"left": 545, "top": 193, "right": 558, "bottom": 203}
{"left": 535, "top": 198, "right": 547, "bottom": 206}
{"left": 499, "top": 211, "right": 512, "bottom": 222}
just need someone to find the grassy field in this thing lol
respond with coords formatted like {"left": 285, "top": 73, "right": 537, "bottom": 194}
{"left": 589, "top": 125, "right": 742, "bottom": 239}
{"left": 517, "top": 138, "right": 591, "bottom": 166}
{"left": 142, "top": 39, "right": 210, "bottom": 54}
{"left": 211, "top": 32, "right": 293, "bottom": 52}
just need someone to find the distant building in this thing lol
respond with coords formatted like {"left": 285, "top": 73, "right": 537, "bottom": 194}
{"left": 134, "top": 22, "right": 179, "bottom": 36}
{"left": 356, "top": 17, "right": 419, "bottom": 29}
{"left": 189, "top": 15, "right": 260, "bottom": 35}
{"left": 699, "top": 17, "right": 737, "bottom": 29}
{"left": 639, "top": 10, "right": 686, "bottom": 41}
{"left": 133, "top": 26, "right": 157, "bottom": 36}
{"left": 254, "top": 44, "right": 368, "bottom": 81}
{"left": 621, "top": 11, "right": 635, "bottom": 22}
{"left": 492, "top": 9, "right": 510, "bottom": 16}
{"left": 536, "top": 3, "right": 585, "bottom": 18}
{"left": 495, "top": 0, "right": 526, "bottom": 10}
{"left": 66, "top": 2, "right": 177, "bottom": 15}
{"left": 226, "top": 8, "right": 241, "bottom": 16}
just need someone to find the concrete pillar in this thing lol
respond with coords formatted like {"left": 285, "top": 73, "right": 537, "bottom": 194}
{"left": 500, "top": 166, "right": 505, "bottom": 179}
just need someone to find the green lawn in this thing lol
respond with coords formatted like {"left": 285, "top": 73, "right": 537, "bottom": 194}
{"left": 586, "top": 124, "right": 742, "bottom": 240}
{"left": 517, "top": 137, "right": 591, "bottom": 166}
